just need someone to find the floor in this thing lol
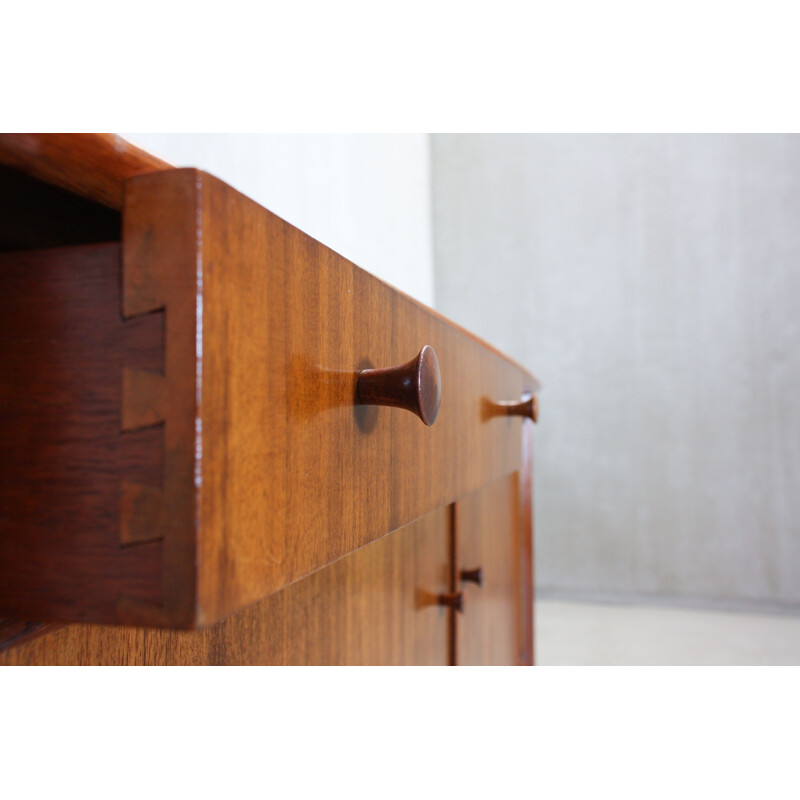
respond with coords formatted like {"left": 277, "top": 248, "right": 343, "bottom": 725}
{"left": 535, "top": 599, "right": 800, "bottom": 665}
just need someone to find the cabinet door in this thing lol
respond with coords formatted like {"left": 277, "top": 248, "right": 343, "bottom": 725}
{"left": 454, "top": 472, "right": 530, "bottom": 666}
{"left": 0, "top": 504, "right": 451, "bottom": 666}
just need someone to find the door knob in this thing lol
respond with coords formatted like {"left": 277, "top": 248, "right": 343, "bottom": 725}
{"left": 493, "top": 394, "right": 538, "bottom": 423}
{"left": 460, "top": 567, "right": 483, "bottom": 587}
{"left": 437, "top": 591, "right": 464, "bottom": 612}
{"left": 357, "top": 345, "right": 442, "bottom": 426}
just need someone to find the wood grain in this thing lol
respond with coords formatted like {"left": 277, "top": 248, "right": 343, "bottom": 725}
{"left": 121, "top": 170, "right": 199, "bottom": 627}
{"left": 0, "top": 507, "right": 452, "bottom": 665}
{"left": 448, "top": 503, "right": 458, "bottom": 665}
{"left": 0, "top": 134, "right": 170, "bottom": 209}
{"left": 0, "top": 243, "right": 166, "bottom": 623}
{"left": 0, "top": 619, "right": 60, "bottom": 653}
{"left": 454, "top": 472, "right": 522, "bottom": 666}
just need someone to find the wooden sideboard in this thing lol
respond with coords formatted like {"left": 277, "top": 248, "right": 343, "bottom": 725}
{"left": 0, "top": 134, "right": 540, "bottom": 665}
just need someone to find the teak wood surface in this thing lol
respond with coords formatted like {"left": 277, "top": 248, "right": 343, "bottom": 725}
{"left": 0, "top": 244, "right": 166, "bottom": 622}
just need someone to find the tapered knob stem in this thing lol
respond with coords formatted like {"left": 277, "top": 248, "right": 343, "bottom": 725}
{"left": 437, "top": 591, "right": 464, "bottom": 612}
{"left": 495, "top": 394, "right": 538, "bottom": 423}
{"left": 460, "top": 567, "right": 483, "bottom": 587}
{"left": 357, "top": 345, "right": 442, "bottom": 426}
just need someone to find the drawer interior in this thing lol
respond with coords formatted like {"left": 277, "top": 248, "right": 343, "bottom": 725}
{"left": 0, "top": 164, "right": 119, "bottom": 253}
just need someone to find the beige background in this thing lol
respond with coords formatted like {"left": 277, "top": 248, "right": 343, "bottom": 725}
{"left": 432, "top": 134, "right": 800, "bottom": 613}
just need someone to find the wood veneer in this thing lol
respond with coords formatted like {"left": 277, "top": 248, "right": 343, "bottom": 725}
{"left": 0, "top": 243, "right": 166, "bottom": 622}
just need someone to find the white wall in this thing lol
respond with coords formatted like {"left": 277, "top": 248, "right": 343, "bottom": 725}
{"left": 432, "top": 134, "right": 800, "bottom": 613}
{"left": 123, "top": 134, "right": 435, "bottom": 306}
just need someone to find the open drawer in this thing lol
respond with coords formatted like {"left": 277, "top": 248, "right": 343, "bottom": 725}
{"left": 0, "top": 165, "right": 538, "bottom": 628}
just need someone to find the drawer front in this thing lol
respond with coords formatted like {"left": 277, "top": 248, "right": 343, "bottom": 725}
{"left": 0, "top": 167, "right": 538, "bottom": 629}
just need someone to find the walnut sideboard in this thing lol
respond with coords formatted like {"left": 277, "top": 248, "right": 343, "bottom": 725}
{"left": 0, "top": 134, "right": 540, "bottom": 665}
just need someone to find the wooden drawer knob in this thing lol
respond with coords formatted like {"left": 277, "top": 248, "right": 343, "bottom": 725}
{"left": 357, "top": 345, "right": 442, "bottom": 426}
{"left": 460, "top": 567, "right": 483, "bottom": 587}
{"left": 437, "top": 591, "right": 464, "bottom": 612}
{"left": 495, "top": 394, "right": 538, "bottom": 423}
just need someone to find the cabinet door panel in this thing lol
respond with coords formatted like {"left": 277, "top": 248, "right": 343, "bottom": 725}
{"left": 455, "top": 472, "right": 524, "bottom": 666}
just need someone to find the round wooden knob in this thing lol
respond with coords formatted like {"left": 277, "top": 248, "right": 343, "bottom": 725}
{"left": 357, "top": 346, "right": 442, "bottom": 426}
{"left": 460, "top": 567, "right": 483, "bottom": 587}
{"left": 496, "top": 394, "right": 538, "bottom": 423}
{"left": 437, "top": 591, "right": 464, "bottom": 612}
